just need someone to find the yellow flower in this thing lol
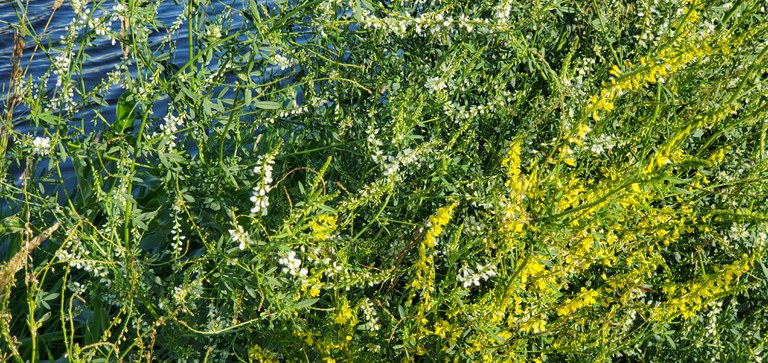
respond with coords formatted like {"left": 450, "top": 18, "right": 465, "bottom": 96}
{"left": 424, "top": 202, "right": 457, "bottom": 247}
{"left": 308, "top": 214, "right": 337, "bottom": 240}
{"left": 334, "top": 299, "right": 356, "bottom": 326}
{"left": 433, "top": 320, "right": 451, "bottom": 339}
{"left": 501, "top": 141, "right": 522, "bottom": 178}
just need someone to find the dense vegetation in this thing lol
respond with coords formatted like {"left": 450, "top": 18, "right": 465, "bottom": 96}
{"left": 2, "top": 0, "right": 768, "bottom": 361}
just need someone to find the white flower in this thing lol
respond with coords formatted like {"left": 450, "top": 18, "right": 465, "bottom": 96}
{"left": 273, "top": 54, "right": 294, "bottom": 70}
{"left": 250, "top": 155, "right": 276, "bottom": 216}
{"left": 589, "top": 134, "right": 617, "bottom": 155}
{"left": 425, "top": 76, "right": 447, "bottom": 93}
{"left": 151, "top": 112, "right": 185, "bottom": 150}
{"left": 253, "top": 156, "right": 274, "bottom": 184}
{"left": 228, "top": 223, "right": 251, "bottom": 250}
{"left": 457, "top": 262, "right": 497, "bottom": 288}
{"left": 205, "top": 24, "right": 222, "bottom": 39}
{"left": 32, "top": 136, "right": 51, "bottom": 156}
{"left": 279, "top": 250, "right": 307, "bottom": 277}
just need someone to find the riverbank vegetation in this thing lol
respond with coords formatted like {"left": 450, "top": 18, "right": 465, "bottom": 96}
{"left": 2, "top": 0, "right": 768, "bottom": 361}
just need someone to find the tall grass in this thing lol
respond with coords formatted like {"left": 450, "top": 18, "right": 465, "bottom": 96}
{"left": 2, "top": 0, "right": 768, "bottom": 361}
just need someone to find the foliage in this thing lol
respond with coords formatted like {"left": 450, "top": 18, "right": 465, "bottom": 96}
{"left": 2, "top": 0, "right": 768, "bottom": 361}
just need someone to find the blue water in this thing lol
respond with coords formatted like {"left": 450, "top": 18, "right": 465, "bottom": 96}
{"left": 0, "top": 0, "right": 255, "bottom": 213}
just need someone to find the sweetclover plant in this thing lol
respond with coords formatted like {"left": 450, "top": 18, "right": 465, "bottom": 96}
{"left": 2, "top": 0, "right": 768, "bottom": 361}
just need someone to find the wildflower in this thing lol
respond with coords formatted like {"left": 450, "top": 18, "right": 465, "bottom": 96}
{"left": 205, "top": 24, "right": 222, "bottom": 39}
{"left": 457, "top": 262, "right": 497, "bottom": 288}
{"left": 250, "top": 155, "right": 275, "bottom": 216}
{"left": 279, "top": 250, "right": 307, "bottom": 277}
{"left": 333, "top": 299, "right": 356, "bottom": 325}
{"left": 253, "top": 156, "right": 274, "bottom": 184}
{"left": 273, "top": 54, "right": 294, "bottom": 70}
{"left": 520, "top": 317, "right": 547, "bottom": 334}
{"left": 520, "top": 257, "right": 546, "bottom": 284}
{"left": 152, "top": 112, "right": 185, "bottom": 151}
{"left": 228, "top": 223, "right": 250, "bottom": 250}
{"left": 589, "top": 133, "right": 617, "bottom": 155}
{"left": 170, "top": 217, "right": 185, "bottom": 253}
{"left": 361, "top": 298, "right": 381, "bottom": 331}
{"left": 308, "top": 214, "right": 337, "bottom": 240}
{"left": 31, "top": 136, "right": 51, "bottom": 156}
{"left": 425, "top": 76, "right": 447, "bottom": 93}
{"left": 424, "top": 202, "right": 457, "bottom": 247}
{"left": 366, "top": 125, "right": 383, "bottom": 163}
{"left": 557, "top": 288, "right": 599, "bottom": 316}
{"left": 501, "top": 141, "right": 522, "bottom": 178}
{"left": 249, "top": 185, "right": 270, "bottom": 216}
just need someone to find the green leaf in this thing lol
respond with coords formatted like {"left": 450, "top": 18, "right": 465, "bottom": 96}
{"left": 245, "top": 285, "right": 259, "bottom": 299}
{"left": 664, "top": 332, "right": 677, "bottom": 349}
{"left": 253, "top": 101, "right": 281, "bottom": 110}
{"left": 115, "top": 91, "right": 136, "bottom": 133}
{"left": 92, "top": 93, "right": 108, "bottom": 107}
{"left": 759, "top": 259, "right": 768, "bottom": 280}
{"left": 294, "top": 298, "right": 319, "bottom": 309}
{"left": 245, "top": 89, "right": 252, "bottom": 106}
{"left": 1, "top": 215, "right": 24, "bottom": 235}
{"left": 665, "top": 176, "right": 690, "bottom": 184}
{"left": 318, "top": 204, "right": 336, "bottom": 213}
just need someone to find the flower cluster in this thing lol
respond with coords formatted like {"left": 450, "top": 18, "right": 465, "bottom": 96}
{"left": 586, "top": 36, "right": 712, "bottom": 121}
{"left": 366, "top": 125, "right": 384, "bottom": 163}
{"left": 55, "top": 238, "right": 110, "bottom": 283}
{"left": 11, "top": 0, "right": 768, "bottom": 362}
{"left": 424, "top": 202, "right": 457, "bottom": 248}
{"left": 279, "top": 250, "right": 308, "bottom": 278}
{"left": 228, "top": 222, "right": 251, "bottom": 250}
{"left": 557, "top": 287, "right": 600, "bottom": 316}
{"left": 170, "top": 204, "right": 186, "bottom": 254}
{"left": 360, "top": 298, "right": 381, "bottom": 332}
{"left": 425, "top": 76, "right": 447, "bottom": 93}
{"left": 457, "top": 262, "right": 497, "bottom": 288}
{"left": 151, "top": 111, "right": 185, "bottom": 151}
{"left": 250, "top": 155, "right": 275, "bottom": 216}
{"left": 205, "top": 24, "right": 222, "bottom": 40}
{"left": 31, "top": 136, "right": 51, "bottom": 157}
{"left": 273, "top": 54, "right": 294, "bottom": 71}
{"left": 308, "top": 214, "right": 337, "bottom": 241}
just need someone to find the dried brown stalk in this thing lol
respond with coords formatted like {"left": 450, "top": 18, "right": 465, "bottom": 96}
{"left": 0, "top": 222, "right": 61, "bottom": 293}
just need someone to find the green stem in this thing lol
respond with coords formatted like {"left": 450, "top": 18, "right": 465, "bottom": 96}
{"left": 218, "top": 88, "right": 243, "bottom": 169}
{"left": 540, "top": 174, "right": 641, "bottom": 223}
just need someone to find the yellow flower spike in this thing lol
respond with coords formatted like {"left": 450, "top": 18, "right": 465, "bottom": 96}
{"left": 309, "top": 214, "right": 337, "bottom": 240}
{"left": 334, "top": 299, "right": 356, "bottom": 326}
{"left": 576, "top": 123, "right": 592, "bottom": 140}
{"left": 497, "top": 331, "right": 512, "bottom": 341}
{"left": 423, "top": 201, "right": 457, "bottom": 247}
{"left": 561, "top": 145, "right": 576, "bottom": 167}
{"left": 609, "top": 64, "right": 622, "bottom": 77}
{"left": 586, "top": 35, "right": 714, "bottom": 121}
{"left": 708, "top": 148, "right": 726, "bottom": 164}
